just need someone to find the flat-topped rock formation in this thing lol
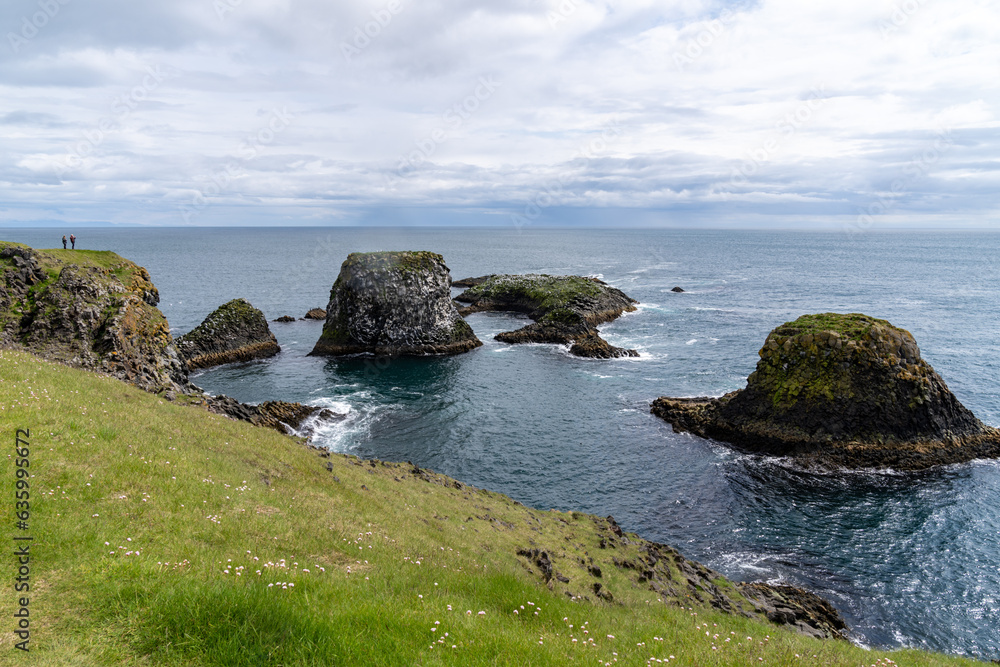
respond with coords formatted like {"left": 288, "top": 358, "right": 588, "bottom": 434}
{"left": 652, "top": 313, "right": 1000, "bottom": 469}
{"left": 310, "top": 251, "right": 482, "bottom": 357}
{"left": 176, "top": 298, "right": 280, "bottom": 370}
{"left": 454, "top": 274, "right": 639, "bottom": 358}
{"left": 0, "top": 242, "right": 188, "bottom": 392}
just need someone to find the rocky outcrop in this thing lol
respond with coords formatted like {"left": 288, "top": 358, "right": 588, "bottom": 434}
{"left": 203, "top": 395, "right": 344, "bottom": 437}
{"left": 310, "top": 251, "right": 482, "bottom": 357}
{"left": 274, "top": 315, "right": 295, "bottom": 323}
{"left": 0, "top": 242, "right": 188, "bottom": 392}
{"left": 303, "top": 308, "right": 326, "bottom": 320}
{"left": 652, "top": 313, "right": 1000, "bottom": 469}
{"left": 176, "top": 299, "right": 280, "bottom": 370}
{"left": 451, "top": 275, "right": 491, "bottom": 288}
{"left": 671, "top": 286, "right": 685, "bottom": 293}
{"left": 454, "top": 274, "right": 639, "bottom": 358}
{"left": 517, "top": 514, "right": 848, "bottom": 641}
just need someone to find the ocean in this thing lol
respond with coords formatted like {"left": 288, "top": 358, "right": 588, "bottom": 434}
{"left": 4, "top": 226, "right": 999, "bottom": 659}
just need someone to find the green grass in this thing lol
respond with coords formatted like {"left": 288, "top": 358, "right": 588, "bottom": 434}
{"left": 771, "top": 313, "right": 900, "bottom": 341}
{"left": 0, "top": 349, "right": 984, "bottom": 666}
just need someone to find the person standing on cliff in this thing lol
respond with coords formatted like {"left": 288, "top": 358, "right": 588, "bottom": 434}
{"left": 62, "top": 235, "right": 67, "bottom": 249}
{"left": 70, "top": 234, "right": 76, "bottom": 249}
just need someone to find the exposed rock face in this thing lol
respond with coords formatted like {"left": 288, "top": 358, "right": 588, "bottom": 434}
{"left": 0, "top": 242, "right": 188, "bottom": 392}
{"left": 176, "top": 299, "right": 280, "bottom": 370}
{"left": 454, "top": 274, "right": 639, "bottom": 358}
{"left": 303, "top": 308, "right": 326, "bottom": 320}
{"left": 517, "top": 514, "right": 848, "bottom": 641}
{"left": 204, "top": 395, "right": 344, "bottom": 436}
{"left": 652, "top": 313, "right": 1000, "bottom": 469}
{"left": 451, "top": 275, "right": 491, "bottom": 288}
{"left": 310, "top": 251, "right": 482, "bottom": 357}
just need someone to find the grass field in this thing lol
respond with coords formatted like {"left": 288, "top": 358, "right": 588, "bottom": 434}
{"left": 0, "top": 348, "right": 983, "bottom": 665}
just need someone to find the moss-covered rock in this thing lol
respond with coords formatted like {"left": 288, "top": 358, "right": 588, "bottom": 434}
{"left": 652, "top": 313, "right": 1000, "bottom": 469}
{"left": 0, "top": 242, "right": 188, "bottom": 392}
{"left": 454, "top": 274, "right": 639, "bottom": 358}
{"left": 310, "top": 251, "right": 482, "bottom": 357}
{"left": 176, "top": 299, "right": 280, "bottom": 370}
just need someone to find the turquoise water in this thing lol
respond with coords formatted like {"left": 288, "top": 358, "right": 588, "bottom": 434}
{"left": 4, "top": 226, "right": 1000, "bottom": 658}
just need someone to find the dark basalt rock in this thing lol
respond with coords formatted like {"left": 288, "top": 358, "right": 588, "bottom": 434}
{"left": 204, "top": 395, "right": 344, "bottom": 436}
{"left": 738, "top": 583, "right": 848, "bottom": 641}
{"left": 670, "top": 286, "right": 685, "bottom": 293}
{"left": 454, "top": 274, "right": 638, "bottom": 358}
{"left": 274, "top": 315, "right": 295, "bottom": 323}
{"left": 451, "top": 275, "right": 491, "bottom": 288}
{"left": 303, "top": 308, "right": 326, "bottom": 320}
{"left": 652, "top": 313, "right": 1000, "bottom": 469}
{"left": 310, "top": 251, "right": 482, "bottom": 357}
{"left": 177, "top": 299, "right": 280, "bottom": 370}
{"left": 0, "top": 242, "right": 188, "bottom": 393}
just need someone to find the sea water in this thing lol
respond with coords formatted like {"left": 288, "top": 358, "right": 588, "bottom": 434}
{"left": 4, "top": 226, "right": 999, "bottom": 658}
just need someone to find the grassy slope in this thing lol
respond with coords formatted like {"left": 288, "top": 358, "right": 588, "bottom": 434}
{"left": 0, "top": 349, "right": 981, "bottom": 666}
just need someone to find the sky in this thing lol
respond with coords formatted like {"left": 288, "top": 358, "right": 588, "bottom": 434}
{"left": 0, "top": 0, "right": 997, "bottom": 229}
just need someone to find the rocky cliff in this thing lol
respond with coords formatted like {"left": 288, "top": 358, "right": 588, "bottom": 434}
{"left": 176, "top": 298, "right": 280, "bottom": 370}
{"left": 652, "top": 313, "right": 1000, "bottom": 469}
{"left": 310, "top": 251, "right": 482, "bottom": 357}
{"left": 0, "top": 242, "right": 188, "bottom": 392}
{"left": 454, "top": 274, "right": 639, "bottom": 358}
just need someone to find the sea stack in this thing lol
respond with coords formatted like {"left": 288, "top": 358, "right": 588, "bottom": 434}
{"left": 176, "top": 298, "right": 280, "bottom": 369}
{"left": 651, "top": 313, "right": 1000, "bottom": 469}
{"left": 454, "top": 274, "right": 639, "bottom": 358}
{"left": 310, "top": 251, "right": 481, "bottom": 357}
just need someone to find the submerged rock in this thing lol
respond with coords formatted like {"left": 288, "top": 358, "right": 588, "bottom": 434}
{"left": 177, "top": 299, "right": 280, "bottom": 370}
{"left": 652, "top": 313, "right": 1000, "bottom": 469}
{"left": 310, "top": 251, "right": 482, "bottom": 357}
{"left": 454, "top": 274, "right": 639, "bottom": 358}
{"left": 0, "top": 242, "right": 188, "bottom": 392}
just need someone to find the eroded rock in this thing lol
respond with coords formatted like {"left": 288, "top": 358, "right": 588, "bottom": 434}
{"left": 454, "top": 274, "right": 638, "bottom": 358}
{"left": 310, "top": 251, "right": 482, "bottom": 357}
{"left": 176, "top": 299, "right": 280, "bottom": 370}
{"left": 652, "top": 313, "right": 1000, "bottom": 469}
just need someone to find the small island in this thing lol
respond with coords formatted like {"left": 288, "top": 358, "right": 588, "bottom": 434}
{"left": 176, "top": 298, "right": 280, "bottom": 369}
{"left": 652, "top": 313, "right": 1000, "bottom": 469}
{"left": 310, "top": 251, "right": 482, "bottom": 357}
{"left": 454, "top": 274, "right": 639, "bottom": 358}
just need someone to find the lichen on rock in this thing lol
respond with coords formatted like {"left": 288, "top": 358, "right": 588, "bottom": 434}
{"left": 310, "top": 251, "right": 482, "bottom": 357}
{"left": 176, "top": 298, "right": 280, "bottom": 370}
{"left": 652, "top": 313, "right": 1000, "bottom": 469}
{"left": 0, "top": 242, "right": 188, "bottom": 392}
{"left": 454, "top": 273, "right": 639, "bottom": 358}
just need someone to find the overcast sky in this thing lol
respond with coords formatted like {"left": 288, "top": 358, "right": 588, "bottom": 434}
{"left": 0, "top": 0, "right": 997, "bottom": 228}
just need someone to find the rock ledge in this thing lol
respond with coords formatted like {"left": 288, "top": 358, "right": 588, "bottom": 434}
{"left": 455, "top": 274, "right": 639, "bottom": 358}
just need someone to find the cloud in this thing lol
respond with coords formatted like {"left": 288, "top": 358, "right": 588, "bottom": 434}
{"left": 0, "top": 0, "right": 997, "bottom": 227}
